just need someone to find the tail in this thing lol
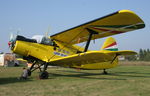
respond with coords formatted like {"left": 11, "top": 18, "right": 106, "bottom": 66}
{"left": 101, "top": 37, "right": 137, "bottom": 55}
{"left": 101, "top": 37, "right": 118, "bottom": 51}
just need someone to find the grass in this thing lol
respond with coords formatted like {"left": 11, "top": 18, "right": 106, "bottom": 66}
{"left": 119, "top": 61, "right": 150, "bottom": 66}
{"left": 0, "top": 62, "right": 150, "bottom": 96}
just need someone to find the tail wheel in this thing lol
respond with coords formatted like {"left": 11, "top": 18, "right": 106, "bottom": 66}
{"left": 39, "top": 71, "right": 49, "bottom": 79}
{"left": 103, "top": 69, "right": 108, "bottom": 74}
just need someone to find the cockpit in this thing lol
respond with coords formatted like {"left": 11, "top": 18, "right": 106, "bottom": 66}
{"left": 32, "top": 35, "right": 54, "bottom": 46}
{"left": 15, "top": 35, "right": 54, "bottom": 46}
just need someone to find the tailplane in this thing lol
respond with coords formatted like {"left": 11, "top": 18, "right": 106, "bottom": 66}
{"left": 101, "top": 37, "right": 118, "bottom": 51}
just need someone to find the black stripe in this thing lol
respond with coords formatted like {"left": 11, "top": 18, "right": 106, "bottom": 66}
{"left": 16, "top": 35, "right": 37, "bottom": 43}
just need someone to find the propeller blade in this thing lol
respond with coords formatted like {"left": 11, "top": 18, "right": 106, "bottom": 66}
{"left": 8, "top": 33, "right": 17, "bottom": 48}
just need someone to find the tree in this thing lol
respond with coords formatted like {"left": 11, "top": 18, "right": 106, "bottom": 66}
{"left": 139, "top": 48, "right": 144, "bottom": 61}
{"left": 138, "top": 49, "right": 150, "bottom": 61}
{"left": 125, "top": 55, "right": 137, "bottom": 61}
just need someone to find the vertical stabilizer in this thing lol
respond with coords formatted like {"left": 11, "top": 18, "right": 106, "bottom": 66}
{"left": 101, "top": 37, "right": 118, "bottom": 51}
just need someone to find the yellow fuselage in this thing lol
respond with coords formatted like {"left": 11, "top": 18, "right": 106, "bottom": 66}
{"left": 12, "top": 40, "right": 118, "bottom": 70}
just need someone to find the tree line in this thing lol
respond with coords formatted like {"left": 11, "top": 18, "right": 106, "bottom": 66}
{"left": 125, "top": 49, "right": 150, "bottom": 61}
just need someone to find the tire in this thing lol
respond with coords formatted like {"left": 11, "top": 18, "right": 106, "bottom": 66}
{"left": 39, "top": 71, "right": 49, "bottom": 79}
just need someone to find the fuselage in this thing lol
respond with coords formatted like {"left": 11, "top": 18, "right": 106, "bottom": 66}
{"left": 11, "top": 37, "right": 118, "bottom": 70}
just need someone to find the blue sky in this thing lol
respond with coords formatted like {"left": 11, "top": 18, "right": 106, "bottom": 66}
{"left": 0, "top": 0, "right": 149, "bottom": 52}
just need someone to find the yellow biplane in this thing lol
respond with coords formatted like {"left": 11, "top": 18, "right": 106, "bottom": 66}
{"left": 9, "top": 10, "right": 145, "bottom": 79}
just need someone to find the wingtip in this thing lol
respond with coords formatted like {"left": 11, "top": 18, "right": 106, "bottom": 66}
{"left": 118, "top": 9, "right": 134, "bottom": 14}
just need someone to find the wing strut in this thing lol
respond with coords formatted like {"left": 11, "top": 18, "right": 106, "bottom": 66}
{"left": 84, "top": 29, "right": 98, "bottom": 52}
{"left": 111, "top": 54, "right": 120, "bottom": 64}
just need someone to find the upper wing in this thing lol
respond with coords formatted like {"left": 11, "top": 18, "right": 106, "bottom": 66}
{"left": 49, "top": 50, "right": 136, "bottom": 67}
{"left": 51, "top": 10, "right": 145, "bottom": 44}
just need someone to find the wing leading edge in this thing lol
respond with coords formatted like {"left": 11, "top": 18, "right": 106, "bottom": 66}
{"left": 51, "top": 10, "right": 145, "bottom": 44}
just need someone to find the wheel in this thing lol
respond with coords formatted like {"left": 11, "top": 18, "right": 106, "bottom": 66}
{"left": 39, "top": 71, "right": 49, "bottom": 79}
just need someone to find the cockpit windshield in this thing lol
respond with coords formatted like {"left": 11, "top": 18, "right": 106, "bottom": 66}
{"left": 32, "top": 35, "right": 54, "bottom": 46}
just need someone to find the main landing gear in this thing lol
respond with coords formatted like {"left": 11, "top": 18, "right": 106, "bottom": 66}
{"left": 27, "top": 61, "right": 49, "bottom": 79}
{"left": 39, "top": 63, "right": 49, "bottom": 79}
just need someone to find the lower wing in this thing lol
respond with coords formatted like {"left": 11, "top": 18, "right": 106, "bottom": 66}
{"left": 49, "top": 50, "right": 136, "bottom": 67}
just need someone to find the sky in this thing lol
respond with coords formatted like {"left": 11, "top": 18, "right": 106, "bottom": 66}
{"left": 0, "top": 0, "right": 149, "bottom": 53}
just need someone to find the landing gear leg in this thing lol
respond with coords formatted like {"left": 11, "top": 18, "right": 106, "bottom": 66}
{"left": 28, "top": 61, "right": 36, "bottom": 76}
{"left": 39, "top": 63, "right": 49, "bottom": 79}
{"left": 103, "top": 69, "right": 108, "bottom": 74}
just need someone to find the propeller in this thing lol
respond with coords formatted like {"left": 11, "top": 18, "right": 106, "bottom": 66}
{"left": 9, "top": 33, "right": 16, "bottom": 42}
{"left": 8, "top": 33, "right": 16, "bottom": 48}
{"left": 8, "top": 28, "right": 20, "bottom": 49}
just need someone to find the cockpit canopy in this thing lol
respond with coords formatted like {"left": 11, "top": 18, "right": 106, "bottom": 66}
{"left": 32, "top": 35, "right": 54, "bottom": 46}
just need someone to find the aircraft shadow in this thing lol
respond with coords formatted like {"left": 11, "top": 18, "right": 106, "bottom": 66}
{"left": 50, "top": 70, "right": 150, "bottom": 80}
{"left": 109, "top": 71, "right": 150, "bottom": 78}
{"left": 50, "top": 71, "right": 126, "bottom": 80}
{"left": 0, "top": 77, "right": 32, "bottom": 85}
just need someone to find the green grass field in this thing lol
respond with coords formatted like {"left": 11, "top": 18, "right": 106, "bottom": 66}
{"left": 1, "top": 63, "right": 150, "bottom": 96}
